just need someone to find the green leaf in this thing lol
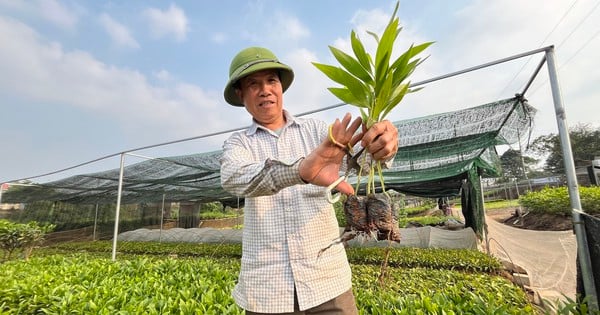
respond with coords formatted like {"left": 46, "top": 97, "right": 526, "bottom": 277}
{"left": 372, "top": 74, "right": 395, "bottom": 121}
{"left": 329, "top": 46, "right": 373, "bottom": 85}
{"left": 351, "top": 30, "right": 372, "bottom": 72}
{"left": 409, "top": 86, "right": 424, "bottom": 93}
{"left": 389, "top": 1, "right": 400, "bottom": 25}
{"left": 374, "top": 51, "right": 390, "bottom": 97}
{"left": 383, "top": 83, "right": 409, "bottom": 118}
{"left": 392, "top": 58, "right": 419, "bottom": 86}
{"left": 366, "top": 30, "right": 380, "bottom": 43}
{"left": 312, "top": 62, "right": 370, "bottom": 105}
{"left": 391, "top": 43, "right": 433, "bottom": 84}
{"left": 328, "top": 87, "right": 370, "bottom": 108}
{"left": 397, "top": 42, "right": 434, "bottom": 66}
{"left": 359, "top": 107, "right": 368, "bottom": 122}
{"left": 389, "top": 46, "right": 413, "bottom": 81}
{"left": 374, "top": 17, "right": 399, "bottom": 81}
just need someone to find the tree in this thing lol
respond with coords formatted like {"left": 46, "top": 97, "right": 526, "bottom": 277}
{"left": 530, "top": 124, "right": 600, "bottom": 174}
{"left": 499, "top": 149, "right": 537, "bottom": 181}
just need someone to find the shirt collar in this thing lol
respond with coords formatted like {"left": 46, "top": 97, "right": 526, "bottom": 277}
{"left": 246, "top": 110, "right": 300, "bottom": 136}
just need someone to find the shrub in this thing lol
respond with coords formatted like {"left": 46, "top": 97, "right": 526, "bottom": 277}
{"left": 199, "top": 210, "right": 240, "bottom": 220}
{"left": 333, "top": 200, "right": 346, "bottom": 227}
{"left": 398, "top": 215, "right": 450, "bottom": 228}
{"left": 0, "top": 220, "right": 55, "bottom": 261}
{"left": 200, "top": 201, "right": 223, "bottom": 213}
{"left": 519, "top": 186, "right": 600, "bottom": 215}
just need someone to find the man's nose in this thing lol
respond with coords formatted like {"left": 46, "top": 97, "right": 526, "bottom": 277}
{"left": 258, "top": 82, "right": 271, "bottom": 96}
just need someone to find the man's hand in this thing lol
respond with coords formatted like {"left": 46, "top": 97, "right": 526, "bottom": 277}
{"left": 299, "top": 113, "right": 363, "bottom": 195}
{"left": 360, "top": 120, "right": 399, "bottom": 161}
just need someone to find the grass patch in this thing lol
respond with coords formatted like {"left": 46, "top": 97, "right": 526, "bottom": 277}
{"left": 199, "top": 210, "right": 241, "bottom": 220}
{"left": 484, "top": 199, "right": 519, "bottom": 210}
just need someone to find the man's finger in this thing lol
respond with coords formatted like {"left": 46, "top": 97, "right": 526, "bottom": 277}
{"left": 332, "top": 114, "right": 362, "bottom": 148}
{"left": 333, "top": 180, "right": 354, "bottom": 196}
{"left": 361, "top": 121, "right": 387, "bottom": 146}
{"left": 348, "top": 116, "right": 362, "bottom": 136}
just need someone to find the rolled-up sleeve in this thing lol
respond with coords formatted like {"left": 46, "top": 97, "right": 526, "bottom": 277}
{"left": 220, "top": 143, "right": 306, "bottom": 197}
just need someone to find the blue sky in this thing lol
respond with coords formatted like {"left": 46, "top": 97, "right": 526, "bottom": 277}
{"left": 1, "top": 0, "right": 599, "bottom": 183}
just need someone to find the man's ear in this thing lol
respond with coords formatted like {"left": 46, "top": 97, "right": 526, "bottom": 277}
{"left": 235, "top": 88, "right": 243, "bottom": 103}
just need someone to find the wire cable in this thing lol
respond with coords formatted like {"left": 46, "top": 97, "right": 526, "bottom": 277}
{"left": 556, "top": 0, "right": 600, "bottom": 49}
{"left": 496, "top": 0, "right": 579, "bottom": 99}
{"left": 529, "top": 12, "right": 600, "bottom": 97}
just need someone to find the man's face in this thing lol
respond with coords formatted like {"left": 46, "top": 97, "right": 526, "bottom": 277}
{"left": 236, "top": 69, "right": 285, "bottom": 130}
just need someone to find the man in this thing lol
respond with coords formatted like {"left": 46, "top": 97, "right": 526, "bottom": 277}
{"left": 220, "top": 47, "right": 399, "bottom": 314}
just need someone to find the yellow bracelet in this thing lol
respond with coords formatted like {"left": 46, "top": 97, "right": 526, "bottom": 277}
{"left": 328, "top": 124, "right": 345, "bottom": 149}
{"left": 328, "top": 124, "right": 353, "bottom": 153}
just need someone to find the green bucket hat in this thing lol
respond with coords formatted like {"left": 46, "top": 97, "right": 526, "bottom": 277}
{"left": 224, "top": 47, "right": 294, "bottom": 106}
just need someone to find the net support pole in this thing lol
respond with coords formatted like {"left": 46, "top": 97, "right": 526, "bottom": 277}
{"left": 480, "top": 175, "right": 491, "bottom": 254}
{"left": 111, "top": 153, "right": 126, "bottom": 261}
{"left": 513, "top": 178, "right": 523, "bottom": 213}
{"left": 93, "top": 203, "right": 99, "bottom": 241}
{"left": 159, "top": 193, "right": 165, "bottom": 243}
{"left": 546, "top": 46, "right": 598, "bottom": 310}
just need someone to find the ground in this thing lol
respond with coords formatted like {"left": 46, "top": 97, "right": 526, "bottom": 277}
{"left": 485, "top": 207, "right": 573, "bottom": 231}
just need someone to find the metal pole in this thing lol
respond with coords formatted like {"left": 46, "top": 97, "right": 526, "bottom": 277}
{"left": 546, "top": 46, "right": 598, "bottom": 310}
{"left": 111, "top": 153, "right": 126, "bottom": 261}
{"left": 93, "top": 203, "right": 99, "bottom": 241}
{"left": 513, "top": 178, "right": 523, "bottom": 213}
{"left": 411, "top": 46, "right": 552, "bottom": 88}
{"left": 480, "top": 175, "right": 491, "bottom": 255}
{"left": 159, "top": 193, "right": 165, "bottom": 243}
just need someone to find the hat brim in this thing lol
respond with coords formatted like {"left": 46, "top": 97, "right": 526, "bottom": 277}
{"left": 224, "top": 61, "right": 294, "bottom": 106}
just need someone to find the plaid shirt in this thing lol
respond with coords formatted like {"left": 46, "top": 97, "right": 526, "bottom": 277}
{"left": 220, "top": 111, "right": 352, "bottom": 313}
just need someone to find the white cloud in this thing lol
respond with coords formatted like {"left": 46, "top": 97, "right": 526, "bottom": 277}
{"left": 284, "top": 48, "right": 331, "bottom": 109}
{"left": 153, "top": 69, "right": 173, "bottom": 82}
{"left": 0, "top": 0, "right": 28, "bottom": 10}
{"left": 0, "top": 16, "right": 225, "bottom": 143}
{"left": 0, "top": 0, "right": 84, "bottom": 30}
{"left": 37, "top": 0, "right": 79, "bottom": 30}
{"left": 211, "top": 32, "right": 227, "bottom": 44}
{"left": 275, "top": 12, "right": 310, "bottom": 41}
{"left": 350, "top": 7, "right": 389, "bottom": 37}
{"left": 142, "top": 4, "right": 189, "bottom": 42}
{"left": 98, "top": 13, "right": 139, "bottom": 49}
{"left": 240, "top": 10, "right": 309, "bottom": 45}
